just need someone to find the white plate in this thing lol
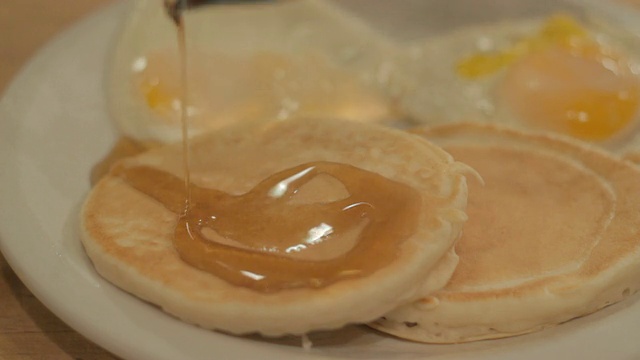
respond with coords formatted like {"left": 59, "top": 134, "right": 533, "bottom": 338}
{"left": 1, "top": 2, "right": 640, "bottom": 360}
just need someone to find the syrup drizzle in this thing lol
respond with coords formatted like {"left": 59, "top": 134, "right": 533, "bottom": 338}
{"left": 177, "top": 17, "right": 192, "bottom": 213}
{"left": 115, "top": 161, "right": 421, "bottom": 292}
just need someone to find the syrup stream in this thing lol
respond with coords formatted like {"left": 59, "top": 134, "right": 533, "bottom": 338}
{"left": 177, "top": 18, "right": 192, "bottom": 214}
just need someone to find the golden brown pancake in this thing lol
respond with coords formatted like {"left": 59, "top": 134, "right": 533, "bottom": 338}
{"left": 81, "top": 118, "right": 470, "bottom": 336}
{"left": 371, "top": 122, "right": 640, "bottom": 343}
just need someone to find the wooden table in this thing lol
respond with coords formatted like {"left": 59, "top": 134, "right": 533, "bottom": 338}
{"left": 0, "top": 2, "right": 118, "bottom": 359}
{"left": 2, "top": 0, "right": 640, "bottom": 359}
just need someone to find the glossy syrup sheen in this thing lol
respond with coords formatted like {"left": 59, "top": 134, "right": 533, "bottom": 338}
{"left": 115, "top": 161, "right": 421, "bottom": 292}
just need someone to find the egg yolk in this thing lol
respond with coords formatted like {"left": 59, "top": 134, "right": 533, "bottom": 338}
{"left": 499, "top": 46, "right": 640, "bottom": 141}
{"left": 132, "top": 50, "right": 395, "bottom": 129}
{"left": 139, "top": 68, "right": 179, "bottom": 118}
{"left": 457, "top": 14, "right": 640, "bottom": 141}
{"left": 457, "top": 14, "right": 589, "bottom": 79}
{"left": 134, "top": 50, "right": 276, "bottom": 128}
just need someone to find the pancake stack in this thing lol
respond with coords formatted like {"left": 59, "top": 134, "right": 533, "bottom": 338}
{"left": 82, "top": 117, "right": 640, "bottom": 341}
{"left": 81, "top": 119, "right": 471, "bottom": 336}
{"left": 371, "top": 122, "right": 640, "bottom": 342}
{"left": 81, "top": 0, "right": 640, "bottom": 346}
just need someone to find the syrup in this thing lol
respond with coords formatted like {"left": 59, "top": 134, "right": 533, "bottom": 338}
{"left": 115, "top": 161, "right": 421, "bottom": 292}
{"left": 177, "top": 19, "right": 192, "bottom": 212}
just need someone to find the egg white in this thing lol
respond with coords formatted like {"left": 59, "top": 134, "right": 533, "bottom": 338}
{"left": 108, "top": 0, "right": 640, "bottom": 159}
{"left": 393, "top": 15, "right": 640, "bottom": 154}
{"left": 108, "top": 0, "right": 401, "bottom": 144}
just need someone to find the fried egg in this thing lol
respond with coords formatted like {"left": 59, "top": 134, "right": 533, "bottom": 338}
{"left": 398, "top": 14, "right": 640, "bottom": 153}
{"left": 108, "top": 0, "right": 400, "bottom": 144}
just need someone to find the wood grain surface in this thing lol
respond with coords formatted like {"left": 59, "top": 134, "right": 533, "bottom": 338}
{"left": 1, "top": 0, "right": 640, "bottom": 359}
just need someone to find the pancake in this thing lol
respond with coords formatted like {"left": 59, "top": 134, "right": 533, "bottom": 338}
{"left": 80, "top": 118, "right": 470, "bottom": 336}
{"left": 108, "top": 0, "right": 399, "bottom": 144}
{"left": 371, "top": 122, "right": 640, "bottom": 343}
